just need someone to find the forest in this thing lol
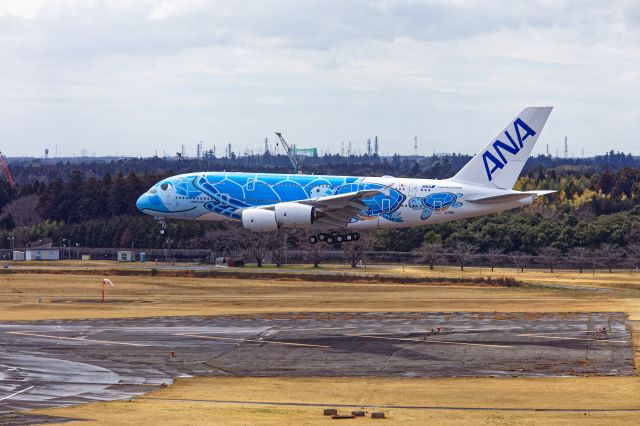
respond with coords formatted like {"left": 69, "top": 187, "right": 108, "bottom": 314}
{"left": 1, "top": 151, "right": 640, "bottom": 264}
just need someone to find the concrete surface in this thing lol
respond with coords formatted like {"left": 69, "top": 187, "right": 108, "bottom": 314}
{"left": 0, "top": 312, "right": 633, "bottom": 422}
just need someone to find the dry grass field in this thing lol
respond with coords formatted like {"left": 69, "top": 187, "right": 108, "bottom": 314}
{"left": 1, "top": 265, "right": 638, "bottom": 424}
{"left": 1, "top": 272, "right": 639, "bottom": 321}
{"left": 35, "top": 376, "right": 640, "bottom": 425}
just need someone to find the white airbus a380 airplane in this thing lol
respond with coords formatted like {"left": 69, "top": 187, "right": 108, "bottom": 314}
{"left": 137, "top": 107, "right": 554, "bottom": 244}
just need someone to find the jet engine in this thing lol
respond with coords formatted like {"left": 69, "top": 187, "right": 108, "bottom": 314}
{"left": 275, "top": 203, "right": 316, "bottom": 227}
{"left": 241, "top": 208, "right": 279, "bottom": 232}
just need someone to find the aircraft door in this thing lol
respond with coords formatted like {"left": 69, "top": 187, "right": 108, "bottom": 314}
{"left": 381, "top": 198, "right": 390, "bottom": 212}
{"left": 408, "top": 184, "right": 417, "bottom": 197}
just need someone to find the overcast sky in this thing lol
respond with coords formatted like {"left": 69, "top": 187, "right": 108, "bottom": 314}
{"left": 1, "top": 0, "right": 639, "bottom": 158}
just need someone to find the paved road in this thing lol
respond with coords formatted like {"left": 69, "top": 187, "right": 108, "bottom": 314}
{"left": 0, "top": 312, "right": 633, "bottom": 422}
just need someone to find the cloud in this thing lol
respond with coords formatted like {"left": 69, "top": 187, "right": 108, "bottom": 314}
{"left": 0, "top": 1, "right": 639, "bottom": 156}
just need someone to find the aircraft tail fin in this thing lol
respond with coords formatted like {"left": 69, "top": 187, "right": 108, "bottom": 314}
{"left": 451, "top": 107, "right": 553, "bottom": 189}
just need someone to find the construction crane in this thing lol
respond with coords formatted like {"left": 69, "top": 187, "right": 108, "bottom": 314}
{"left": 0, "top": 151, "right": 15, "bottom": 187}
{"left": 275, "top": 132, "right": 304, "bottom": 174}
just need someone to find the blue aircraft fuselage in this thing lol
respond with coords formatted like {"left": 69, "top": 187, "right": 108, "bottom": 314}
{"left": 136, "top": 171, "right": 534, "bottom": 230}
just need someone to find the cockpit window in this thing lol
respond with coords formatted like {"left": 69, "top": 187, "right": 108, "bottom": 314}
{"left": 148, "top": 188, "right": 157, "bottom": 194}
{"left": 160, "top": 182, "right": 172, "bottom": 191}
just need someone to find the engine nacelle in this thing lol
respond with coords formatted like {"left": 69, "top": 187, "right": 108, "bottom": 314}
{"left": 275, "top": 203, "right": 316, "bottom": 227}
{"left": 241, "top": 208, "right": 279, "bottom": 232}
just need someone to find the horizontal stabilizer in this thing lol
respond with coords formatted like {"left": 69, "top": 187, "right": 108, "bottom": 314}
{"left": 466, "top": 190, "right": 556, "bottom": 204}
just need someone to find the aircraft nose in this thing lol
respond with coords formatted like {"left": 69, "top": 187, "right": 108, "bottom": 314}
{"left": 136, "top": 194, "right": 148, "bottom": 212}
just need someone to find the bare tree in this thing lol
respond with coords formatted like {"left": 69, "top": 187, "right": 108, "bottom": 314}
{"left": 623, "top": 243, "right": 640, "bottom": 275}
{"left": 418, "top": 242, "right": 443, "bottom": 270}
{"left": 1, "top": 195, "right": 41, "bottom": 226}
{"left": 202, "top": 227, "right": 242, "bottom": 262}
{"left": 596, "top": 243, "right": 621, "bottom": 273}
{"left": 568, "top": 247, "right": 592, "bottom": 273}
{"left": 270, "top": 230, "right": 287, "bottom": 267}
{"left": 301, "top": 231, "right": 326, "bottom": 267}
{"left": 510, "top": 251, "right": 528, "bottom": 273}
{"left": 343, "top": 233, "right": 370, "bottom": 268}
{"left": 241, "top": 230, "right": 272, "bottom": 267}
{"left": 537, "top": 246, "right": 561, "bottom": 273}
{"left": 451, "top": 241, "right": 477, "bottom": 271}
{"left": 484, "top": 248, "right": 504, "bottom": 272}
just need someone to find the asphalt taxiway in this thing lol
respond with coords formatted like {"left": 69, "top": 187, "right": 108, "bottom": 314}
{"left": 0, "top": 312, "right": 633, "bottom": 422}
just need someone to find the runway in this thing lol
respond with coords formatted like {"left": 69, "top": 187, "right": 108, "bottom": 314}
{"left": 0, "top": 312, "right": 633, "bottom": 422}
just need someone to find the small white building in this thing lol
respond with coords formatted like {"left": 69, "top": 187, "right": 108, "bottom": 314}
{"left": 25, "top": 249, "right": 60, "bottom": 261}
{"left": 117, "top": 251, "right": 135, "bottom": 262}
{"left": 12, "top": 251, "right": 25, "bottom": 261}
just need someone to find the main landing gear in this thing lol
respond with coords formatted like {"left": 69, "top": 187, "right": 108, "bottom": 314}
{"left": 308, "top": 231, "right": 360, "bottom": 245}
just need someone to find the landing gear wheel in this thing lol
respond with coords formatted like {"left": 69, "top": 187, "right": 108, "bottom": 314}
{"left": 335, "top": 235, "right": 344, "bottom": 243}
{"left": 352, "top": 232, "right": 360, "bottom": 240}
{"left": 308, "top": 235, "right": 318, "bottom": 244}
{"left": 326, "top": 236, "right": 335, "bottom": 244}
{"left": 318, "top": 233, "right": 327, "bottom": 241}
{"left": 345, "top": 233, "right": 353, "bottom": 241}
{"left": 156, "top": 217, "right": 168, "bottom": 236}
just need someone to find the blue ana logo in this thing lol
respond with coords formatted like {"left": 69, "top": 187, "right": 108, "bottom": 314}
{"left": 409, "top": 192, "right": 463, "bottom": 220}
{"left": 482, "top": 118, "right": 536, "bottom": 182}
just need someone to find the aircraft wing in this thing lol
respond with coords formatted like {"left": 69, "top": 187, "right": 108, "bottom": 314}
{"left": 465, "top": 190, "right": 556, "bottom": 204}
{"left": 303, "top": 189, "right": 380, "bottom": 228}
{"left": 253, "top": 189, "right": 381, "bottom": 228}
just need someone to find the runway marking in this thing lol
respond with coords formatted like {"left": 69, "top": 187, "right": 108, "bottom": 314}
{"left": 175, "top": 333, "right": 330, "bottom": 348}
{"left": 360, "top": 327, "right": 522, "bottom": 335}
{"left": 6, "top": 331, "right": 150, "bottom": 347}
{"left": 0, "top": 386, "right": 34, "bottom": 402}
{"left": 517, "top": 333, "right": 627, "bottom": 343}
{"left": 275, "top": 327, "right": 358, "bottom": 331}
{"left": 345, "top": 333, "right": 512, "bottom": 348}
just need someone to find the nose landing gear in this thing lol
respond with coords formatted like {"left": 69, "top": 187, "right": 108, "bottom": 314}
{"left": 155, "top": 217, "right": 168, "bottom": 235}
{"left": 308, "top": 231, "right": 360, "bottom": 244}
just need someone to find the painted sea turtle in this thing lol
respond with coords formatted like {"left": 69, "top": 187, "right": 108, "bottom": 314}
{"left": 334, "top": 182, "right": 406, "bottom": 223}
{"left": 409, "top": 192, "right": 463, "bottom": 220}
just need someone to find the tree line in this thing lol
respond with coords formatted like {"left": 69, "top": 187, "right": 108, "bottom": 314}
{"left": 1, "top": 152, "right": 640, "bottom": 255}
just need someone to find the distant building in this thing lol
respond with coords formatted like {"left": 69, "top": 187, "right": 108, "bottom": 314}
{"left": 12, "top": 251, "right": 25, "bottom": 261}
{"left": 25, "top": 249, "right": 60, "bottom": 261}
{"left": 117, "top": 251, "right": 135, "bottom": 262}
{"left": 292, "top": 147, "right": 318, "bottom": 157}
